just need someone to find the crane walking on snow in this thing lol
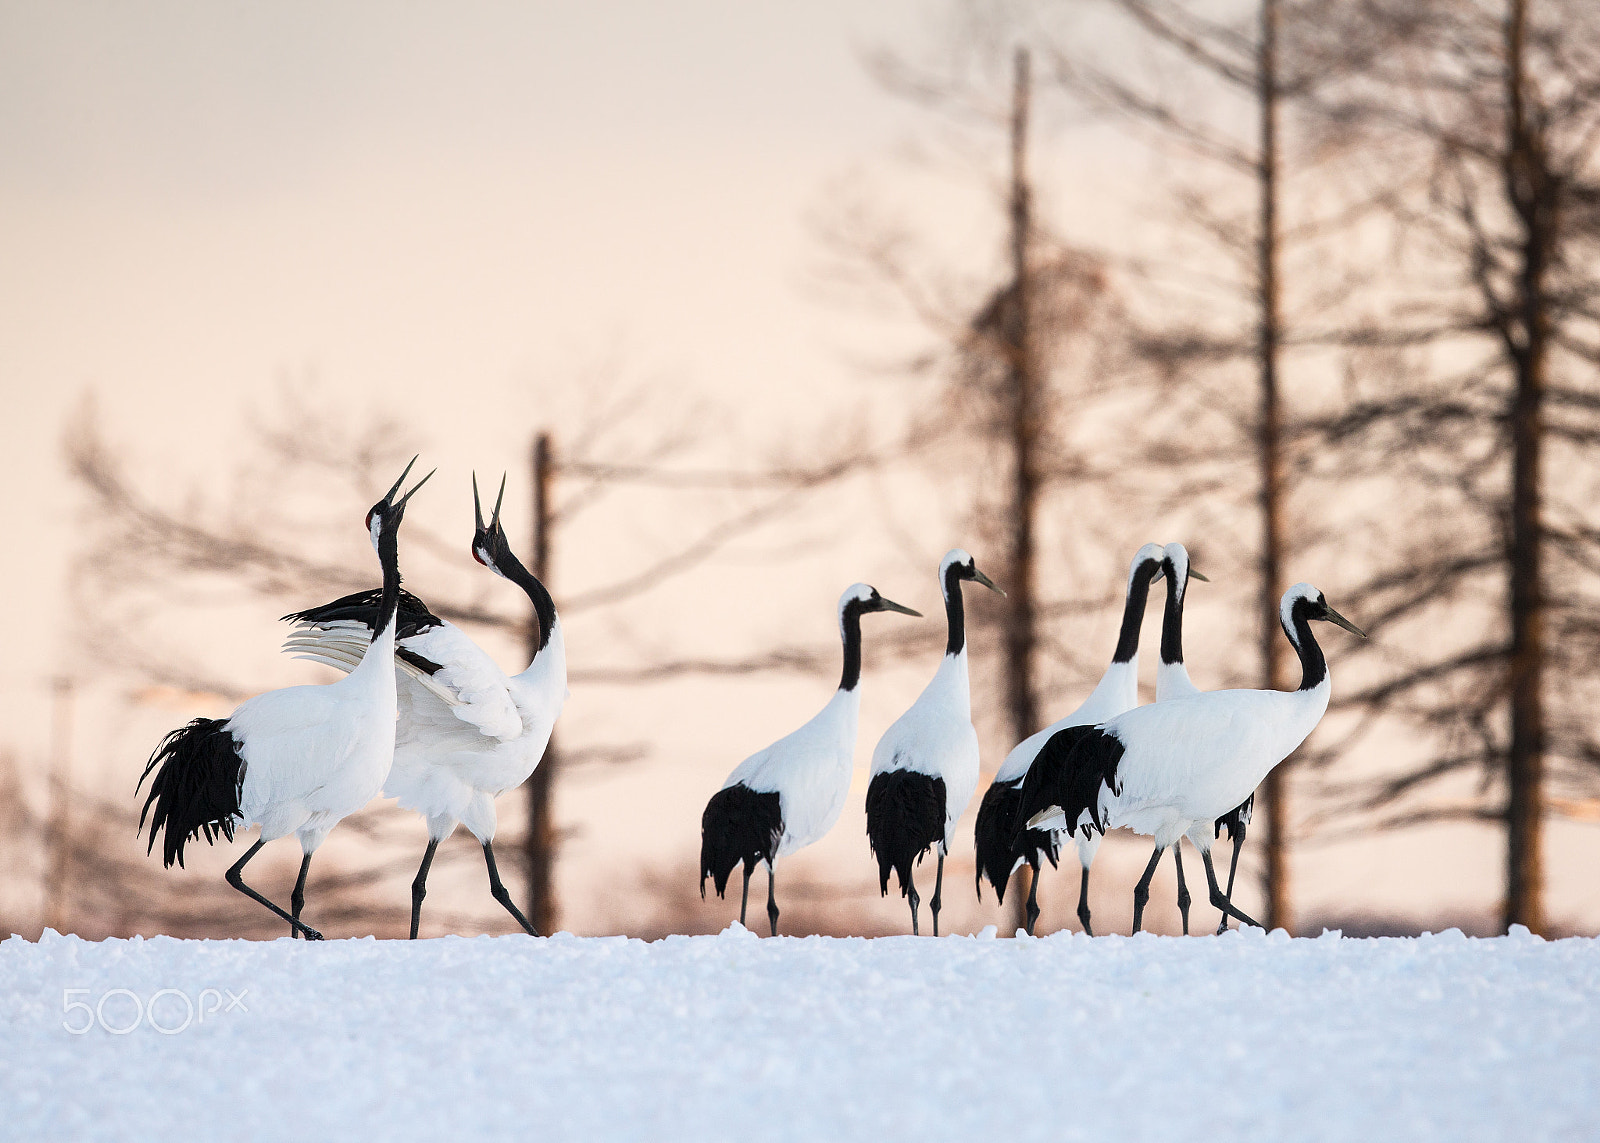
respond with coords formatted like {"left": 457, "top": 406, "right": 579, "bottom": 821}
{"left": 1019, "top": 582, "right": 1365, "bottom": 931}
{"left": 282, "top": 474, "right": 566, "bottom": 938}
{"left": 1153, "top": 542, "right": 1251, "bottom": 935}
{"left": 974, "top": 543, "right": 1166, "bottom": 936}
{"left": 867, "top": 549, "right": 1002, "bottom": 936}
{"left": 700, "top": 584, "right": 921, "bottom": 934}
{"left": 138, "top": 458, "right": 434, "bottom": 940}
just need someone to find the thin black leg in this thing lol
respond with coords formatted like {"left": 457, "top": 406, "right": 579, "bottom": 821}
{"left": 1131, "top": 844, "right": 1164, "bottom": 934}
{"left": 1172, "top": 844, "right": 1191, "bottom": 935}
{"left": 484, "top": 841, "right": 540, "bottom": 936}
{"left": 1217, "top": 825, "right": 1247, "bottom": 935}
{"left": 1024, "top": 861, "right": 1041, "bottom": 937}
{"left": 1202, "top": 848, "right": 1262, "bottom": 929}
{"left": 766, "top": 864, "right": 780, "bottom": 937}
{"left": 931, "top": 852, "right": 945, "bottom": 937}
{"left": 289, "top": 852, "right": 312, "bottom": 939}
{"left": 225, "top": 839, "right": 322, "bottom": 940}
{"left": 907, "top": 869, "right": 920, "bottom": 936}
{"left": 739, "top": 865, "right": 750, "bottom": 927}
{"left": 410, "top": 838, "right": 439, "bottom": 940}
{"left": 1077, "top": 865, "right": 1094, "bottom": 936}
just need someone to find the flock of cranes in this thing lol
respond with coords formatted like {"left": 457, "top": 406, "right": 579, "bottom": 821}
{"left": 701, "top": 541, "right": 1364, "bottom": 938}
{"left": 138, "top": 458, "right": 1363, "bottom": 941}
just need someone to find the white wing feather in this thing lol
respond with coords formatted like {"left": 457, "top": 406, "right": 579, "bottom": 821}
{"left": 282, "top": 619, "right": 523, "bottom": 741}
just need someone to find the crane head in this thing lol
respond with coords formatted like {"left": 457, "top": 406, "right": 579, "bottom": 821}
{"left": 471, "top": 471, "right": 512, "bottom": 579}
{"left": 366, "top": 456, "right": 433, "bottom": 551}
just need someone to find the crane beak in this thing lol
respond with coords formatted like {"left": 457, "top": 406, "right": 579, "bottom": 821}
{"left": 877, "top": 597, "right": 922, "bottom": 618}
{"left": 490, "top": 473, "right": 507, "bottom": 532}
{"left": 394, "top": 467, "right": 436, "bottom": 510}
{"left": 972, "top": 568, "right": 1005, "bottom": 596}
{"left": 383, "top": 456, "right": 419, "bottom": 505}
{"left": 1322, "top": 603, "right": 1367, "bottom": 639}
{"left": 473, "top": 472, "right": 486, "bottom": 532}
{"left": 1190, "top": 569, "right": 1210, "bottom": 582}
{"left": 1150, "top": 563, "right": 1166, "bottom": 583}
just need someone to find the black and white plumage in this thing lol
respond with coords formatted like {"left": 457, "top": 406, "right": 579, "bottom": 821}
{"left": 867, "top": 548, "right": 1003, "bottom": 936}
{"left": 1154, "top": 542, "right": 1251, "bottom": 935}
{"left": 700, "top": 583, "right": 920, "bottom": 935}
{"left": 974, "top": 543, "right": 1166, "bottom": 936}
{"left": 138, "top": 459, "right": 433, "bottom": 940}
{"left": 281, "top": 475, "right": 566, "bottom": 938}
{"left": 1019, "top": 582, "right": 1365, "bottom": 931}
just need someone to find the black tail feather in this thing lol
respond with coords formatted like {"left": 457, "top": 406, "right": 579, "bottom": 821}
{"left": 974, "top": 776, "right": 1059, "bottom": 903}
{"left": 137, "top": 718, "right": 246, "bottom": 869}
{"left": 700, "top": 784, "right": 782, "bottom": 899}
{"left": 1215, "top": 793, "right": 1254, "bottom": 840}
{"left": 1014, "top": 724, "right": 1125, "bottom": 845}
{"left": 865, "top": 770, "right": 946, "bottom": 897}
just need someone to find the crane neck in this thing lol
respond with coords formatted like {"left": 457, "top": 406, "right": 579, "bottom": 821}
{"left": 942, "top": 563, "right": 968, "bottom": 658}
{"left": 497, "top": 549, "right": 559, "bottom": 657}
{"left": 1283, "top": 600, "right": 1329, "bottom": 692}
{"left": 1159, "top": 567, "right": 1187, "bottom": 669}
{"left": 839, "top": 603, "right": 865, "bottom": 693}
{"left": 370, "top": 521, "right": 403, "bottom": 645}
{"left": 1111, "top": 562, "right": 1158, "bottom": 664}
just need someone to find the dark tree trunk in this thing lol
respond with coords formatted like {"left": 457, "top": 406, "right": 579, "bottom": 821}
{"left": 1502, "top": 0, "right": 1549, "bottom": 935}
{"left": 1255, "top": 0, "right": 1292, "bottom": 933}
{"left": 1002, "top": 49, "right": 1041, "bottom": 935}
{"left": 525, "top": 432, "right": 560, "bottom": 935}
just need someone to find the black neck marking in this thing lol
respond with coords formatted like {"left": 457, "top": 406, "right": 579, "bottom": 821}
{"left": 1112, "top": 560, "right": 1160, "bottom": 664}
{"left": 840, "top": 599, "right": 866, "bottom": 692}
{"left": 372, "top": 521, "right": 403, "bottom": 640}
{"left": 1159, "top": 562, "right": 1186, "bottom": 668}
{"left": 496, "top": 546, "right": 558, "bottom": 653}
{"left": 943, "top": 562, "right": 967, "bottom": 657}
{"left": 1284, "top": 597, "right": 1328, "bottom": 691}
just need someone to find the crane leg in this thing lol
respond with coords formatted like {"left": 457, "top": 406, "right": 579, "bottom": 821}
{"left": 1202, "top": 848, "right": 1262, "bottom": 929}
{"left": 906, "top": 869, "right": 920, "bottom": 936}
{"left": 1077, "top": 866, "right": 1094, "bottom": 936}
{"left": 1171, "top": 844, "right": 1191, "bottom": 935}
{"left": 1130, "top": 844, "right": 1164, "bottom": 934}
{"left": 409, "top": 838, "right": 439, "bottom": 940}
{"left": 226, "top": 840, "right": 322, "bottom": 940}
{"left": 483, "top": 841, "right": 540, "bottom": 936}
{"left": 1217, "top": 825, "right": 1247, "bottom": 935}
{"left": 1024, "top": 861, "right": 1041, "bottom": 936}
{"left": 930, "top": 852, "right": 945, "bottom": 937}
{"left": 766, "top": 864, "right": 780, "bottom": 937}
{"left": 739, "top": 865, "right": 750, "bottom": 927}
{"left": 288, "top": 852, "right": 313, "bottom": 939}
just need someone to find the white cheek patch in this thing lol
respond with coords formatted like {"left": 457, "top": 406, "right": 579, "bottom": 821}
{"left": 370, "top": 515, "right": 384, "bottom": 550}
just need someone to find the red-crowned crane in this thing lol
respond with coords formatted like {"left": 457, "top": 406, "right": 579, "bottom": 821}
{"left": 699, "top": 583, "right": 921, "bottom": 935}
{"left": 1153, "top": 542, "right": 1251, "bottom": 935}
{"left": 138, "top": 459, "right": 433, "bottom": 939}
{"left": 866, "top": 549, "right": 1003, "bottom": 936}
{"left": 1019, "top": 582, "right": 1365, "bottom": 930}
{"left": 974, "top": 543, "right": 1166, "bottom": 936}
{"left": 280, "top": 475, "right": 565, "bottom": 938}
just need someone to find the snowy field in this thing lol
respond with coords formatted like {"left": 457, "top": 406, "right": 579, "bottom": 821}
{"left": 2, "top": 926, "right": 1597, "bottom": 1142}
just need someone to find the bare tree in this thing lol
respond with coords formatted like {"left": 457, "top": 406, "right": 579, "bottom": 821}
{"left": 1299, "top": 0, "right": 1600, "bottom": 933}
{"left": 1017, "top": 0, "right": 1406, "bottom": 931}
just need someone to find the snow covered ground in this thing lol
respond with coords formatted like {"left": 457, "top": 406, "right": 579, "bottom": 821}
{"left": 2, "top": 926, "right": 1596, "bottom": 1141}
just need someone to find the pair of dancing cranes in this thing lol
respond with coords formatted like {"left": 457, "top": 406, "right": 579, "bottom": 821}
{"left": 140, "top": 460, "right": 566, "bottom": 940}
{"left": 699, "top": 544, "right": 1364, "bottom": 938}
